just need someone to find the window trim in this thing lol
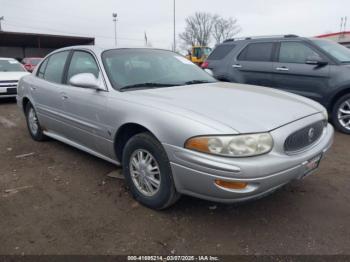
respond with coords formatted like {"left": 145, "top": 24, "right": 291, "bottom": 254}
{"left": 35, "top": 49, "right": 108, "bottom": 91}
{"left": 37, "top": 58, "right": 49, "bottom": 78}
{"left": 276, "top": 40, "right": 328, "bottom": 64}
{"left": 64, "top": 49, "right": 108, "bottom": 91}
{"left": 237, "top": 41, "right": 275, "bottom": 62}
{"left": 35, "top": 50, "right": 71, "bottom": 84}
{"left": 207, "top": 44, "right": 236, "bottom": 61}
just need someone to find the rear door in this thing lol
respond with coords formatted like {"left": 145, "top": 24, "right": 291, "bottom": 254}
{"left": 33, "top": 51, "right": 70, "bottom": 134}
{"left": 59, "top": 50, "right": 111, "bottom": 155}
{"left": 272, "top": 41, "right": 330, "bottom": 103}
{"left": 230, "top": 42, "right": 275, "bottom": 87}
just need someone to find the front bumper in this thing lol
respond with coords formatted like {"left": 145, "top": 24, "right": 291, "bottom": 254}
{"left": 0, "top": 86, "right": 17, "bottom": 98}
{"left": 164, "top": 114, "right": 334, "bottom": 203}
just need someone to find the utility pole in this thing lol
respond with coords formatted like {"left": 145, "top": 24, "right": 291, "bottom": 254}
{"left": 112, "top": 13, "right": 118, "bottom": 47}
{"left": 344, "top": 16, "right": 348, "bottom": 33}
{"left": 144, "top": 31, "right": 148, "bottom": 46}
{"left": 0, "top": 16, "right": 4, "bottom": 31}
{"left": 341, "top": 17, "right": 344, "bottom": 33}
{"left": 173, "top": 0, "right": 176, "bottom": 52}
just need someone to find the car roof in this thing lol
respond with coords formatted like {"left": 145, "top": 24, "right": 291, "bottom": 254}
{"left": 49, "top": 45, "right": 175, "bottom": 57}
{"left": 220, "top": 35, "right": 312, "bottom": 45}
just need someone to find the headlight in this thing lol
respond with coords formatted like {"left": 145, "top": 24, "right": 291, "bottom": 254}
{"left": 185, "top": 133, "right": 273, "bottom": 157}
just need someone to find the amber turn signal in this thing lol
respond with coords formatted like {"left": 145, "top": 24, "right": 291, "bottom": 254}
{"left": 214, "top": 179, "right": 248, "bottom": 190}
{"left": 185, "top": 137, "right": 210, "bottom": 153}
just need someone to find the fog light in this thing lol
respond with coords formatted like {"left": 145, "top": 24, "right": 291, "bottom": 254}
{"left": 214, "top": 179, "right": 248, "bottom": 190}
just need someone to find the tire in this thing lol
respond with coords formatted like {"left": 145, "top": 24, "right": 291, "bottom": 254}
{"left": 332, "top": 94, "right": 350, "bottom": 134}
{"left": 122, "top": 132, "right": 180, "bottom": 210}
{"left": 25, "top": 102, "right": 47, "bottom": 141}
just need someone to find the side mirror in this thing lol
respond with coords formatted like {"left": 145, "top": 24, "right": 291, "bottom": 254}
{"left": 69, "top": 73, "right": 104, "bottom": 90}
{"left": 204, "top": 69, "right": 214, "bottom": 76}
{"left": 305, "top": 56, "right": 328, "bottom": 66}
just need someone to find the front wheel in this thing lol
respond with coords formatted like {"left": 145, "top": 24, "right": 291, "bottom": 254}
{"left": 122, "top": 133, "right": 180, "bottom": 210}
{"left": 332, "top": 94, "right": 350, "bottom": 134}
{"left": 25, "top": 102, "right": 47, "bottom": 141}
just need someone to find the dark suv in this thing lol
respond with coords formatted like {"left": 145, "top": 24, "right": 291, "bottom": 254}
{"left": 203, "top": 35, "right": 350, "bottom": 134}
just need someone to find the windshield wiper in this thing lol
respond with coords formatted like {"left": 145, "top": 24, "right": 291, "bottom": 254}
{"left": 120, "top": 83, "right": 179, "bottom": 91}
{"left": 183, "top": 80, "right": 214, "bottom": 85}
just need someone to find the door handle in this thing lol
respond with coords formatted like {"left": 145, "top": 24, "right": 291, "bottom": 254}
{"left": 276, "top": 67, "right": 289, "bottom": 71}
{"left": 30, "top": 86, "right": 37, "bottom": 91}
{"left": 232, "top": 64, "right": 242, "bottom": 68}
{"left": 61, "top": 94, "right": 69, "bottom": 100}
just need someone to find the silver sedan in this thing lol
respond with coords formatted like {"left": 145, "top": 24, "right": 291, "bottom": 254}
{"left": 17, "top": 46, "right": 334, "bottom": 209}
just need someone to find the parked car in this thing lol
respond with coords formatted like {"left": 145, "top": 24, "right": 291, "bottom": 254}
{"left": 203, "top": 35, "right": 350, "bottom": 134}
{"left": 0, "top": 58, "right": 30, "bottom": 99}
{"left": 22, "top": 57, "right": 42, "bottom": 72}
{"left": 17, "top": 46, "right": 334, "bottom": 209}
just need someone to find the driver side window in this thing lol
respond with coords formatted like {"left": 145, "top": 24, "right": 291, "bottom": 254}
{"left": 67, "top": 51, "right": 100, "bottom": 83}
{"left": 279, "top": 42, "right": 321, "bottom": 64}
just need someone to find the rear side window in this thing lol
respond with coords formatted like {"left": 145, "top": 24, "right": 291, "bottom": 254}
{"left": 238, "top": 42, "right": 274, "bottom": 62}
{"left": 279, "top": 42, "right": 321, "bottom": 64}
{"left": 44, "top": 51, "right": 69, "bottom": 84}
{"left": 37, "top": 59, "right": 48, "bottom": 79}
{"left": 208, "top": 45, "right": 236, "bottom": 60}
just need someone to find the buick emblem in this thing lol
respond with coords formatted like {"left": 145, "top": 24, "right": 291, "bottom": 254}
{"left": 308, "top": 127, "right": 315, "bottom": 142}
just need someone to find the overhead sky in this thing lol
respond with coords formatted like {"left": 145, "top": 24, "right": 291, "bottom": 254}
{"left": 0, "top": 0, "right": 348, "bottom": 50}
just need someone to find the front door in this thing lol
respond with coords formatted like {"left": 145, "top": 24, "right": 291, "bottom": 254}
{"left": 59, "top": 50, "right": 111, "bottom": 155}
{"left": 272, "top": 41, "right": 330, "bottom": 103}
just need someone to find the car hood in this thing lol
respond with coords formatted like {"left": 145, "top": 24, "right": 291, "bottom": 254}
{"left": 0, "top": 72, "right": 30, "bottom": 81}
{"left": 128, "top": 82, "right": 324, "bottom": 133}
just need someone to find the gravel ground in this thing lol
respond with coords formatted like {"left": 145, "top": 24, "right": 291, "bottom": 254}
{"left": 0, "top": 99, "right": 349, "bottom": 255}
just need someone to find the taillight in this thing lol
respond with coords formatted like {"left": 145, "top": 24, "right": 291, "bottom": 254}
{"left": 201, "top": 61, "right": 209, "bottom": 69}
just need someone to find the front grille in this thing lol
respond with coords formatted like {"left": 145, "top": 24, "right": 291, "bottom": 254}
{"left": 0, "top": 80, "right": 18, "bottom": 88}
{"left": 284, "top": 121, "right": 325, "bottom": 153}
{"left": 0, "top": 80, "right": 18, "bottom": 83}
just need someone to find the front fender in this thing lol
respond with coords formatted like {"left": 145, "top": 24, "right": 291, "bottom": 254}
{"left": 107, "top": 96, "right": 236, "bottom": 148}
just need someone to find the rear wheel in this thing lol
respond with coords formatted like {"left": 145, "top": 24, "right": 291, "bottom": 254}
{"left": 332, "top": 94, "right": 350, "bottom": 134}
{"left": 25, "top": 102, "right": 47, "bottom": 141}
{"left": 122, "top": 133, "right": 180, "bottom": 210}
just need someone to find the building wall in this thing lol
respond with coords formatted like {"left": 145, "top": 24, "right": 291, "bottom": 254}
{"left": 322, "top": 34, "right": 350, "bottom": 44}
{"left": 0, "top": 46, "right": 24, "bottom": 59}
{"left": 0, "top": 46, "right": 55, "bottom": 60}
{"left": 316, "top": 32, "right": 350, "bottom": 48}
{"left": 24, "top": 47, "right": 55, "bottom": 57}
{"left": 0, "top": 31, "right": 94, "bottom": 60}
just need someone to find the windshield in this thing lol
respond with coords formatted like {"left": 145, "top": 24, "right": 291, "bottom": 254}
{"left": 102, "top": 49, "right": 216, "bottom": 90}
{"left": 193, "top": 47, "right": 212, "bottom": 58}
{"left": 203, "top": 47, "right": 212, "bottom": 56}
{"left": 0, "top": 59, "right": 26, "bottom": 72}
{"left": 312, "top": 39, "right": 350, "bottom": 62}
